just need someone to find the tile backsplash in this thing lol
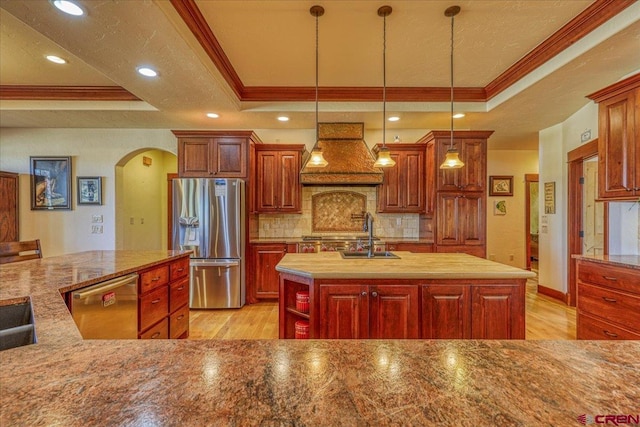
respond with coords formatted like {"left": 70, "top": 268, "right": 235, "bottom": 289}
{"left": 258, "top": 186, "right": 420, "bottom": 239}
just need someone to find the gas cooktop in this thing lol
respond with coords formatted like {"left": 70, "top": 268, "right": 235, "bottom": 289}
{"left": 301, "top": 235, "right": 380, "bottom": 241}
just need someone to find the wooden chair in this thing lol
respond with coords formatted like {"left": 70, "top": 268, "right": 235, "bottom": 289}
{"left": 0, "top": 239, "right": 42, "bottom": 264}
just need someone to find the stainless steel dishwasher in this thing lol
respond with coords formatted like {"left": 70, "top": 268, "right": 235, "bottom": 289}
{"left": 70, "top": 273, "right": 139, "bottom": 339}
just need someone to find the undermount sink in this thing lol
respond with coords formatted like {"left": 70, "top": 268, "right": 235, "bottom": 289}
{"left": 340, "top": 251, "right": 400, "bottom": 259}
{"left": 0, "top": 298, "right": 36, "bottom": 351}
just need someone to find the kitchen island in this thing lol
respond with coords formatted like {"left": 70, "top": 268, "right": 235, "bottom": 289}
{"left": 276, "top": 252, "right": 536, "bottom": 339}
{"left": 1, "top": 251, "right": 639, "bottom": 425}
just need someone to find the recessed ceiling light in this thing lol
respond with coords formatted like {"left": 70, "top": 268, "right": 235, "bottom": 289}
{"left": 206, "top": 113, "right": 219, "bottom": 118}
{"left": 137, "top": 67, "right": 158, "bottom": 77}
{"left": 51, "top": 0, "right": 84, "bottom": 16}
{"left": 277, "top": 116, "right": 289, "bottom": 122}
{"left": 388, "top": 116, "right": 400, "bottom": 122}
{"left": 453, "top": 113, "right": 465, "bottom": 119}
{"left": 46, "top": 55, "right": 67, "bottom": 64}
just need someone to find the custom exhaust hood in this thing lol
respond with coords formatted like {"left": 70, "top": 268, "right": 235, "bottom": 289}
{"left": 300, "top": 123, "right": 384, "bottom": 185}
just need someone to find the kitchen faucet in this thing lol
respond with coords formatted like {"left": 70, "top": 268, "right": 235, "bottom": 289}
{"left": 362, "top": 212, "right": 375, "bottom": 258}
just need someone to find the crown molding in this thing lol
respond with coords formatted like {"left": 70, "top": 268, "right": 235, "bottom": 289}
{"left": 0, "top": 85, "right": 140, "bottom": 101}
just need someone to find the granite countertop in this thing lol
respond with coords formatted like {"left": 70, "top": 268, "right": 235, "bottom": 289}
{"left": 276, "top": 252, "right": 537, "bottom": 280}
{"left": 2, "top": 251, "right": 639, "bottom": 425}
{"left": 572, "top": 254, "right": 640, "bottom": 270}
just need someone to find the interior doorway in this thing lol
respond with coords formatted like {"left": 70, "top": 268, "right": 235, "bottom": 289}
{"left": 567, "top": 140, "right": 607, "bottom": 306}
{"left": 524, "top": 174, "right": 539, "bottom": 271}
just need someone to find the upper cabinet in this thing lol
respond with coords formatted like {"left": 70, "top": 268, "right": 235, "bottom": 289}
{"left": 587, "top": 74, "right": 640, "bottom": 200}
{"left": 174, "top": 130, "right": 262, "bottom": 178}
{"left": 374, "top": 144, "right": 426, "bottom": 213}
{"left": 254, "top": 144, "right": 306, "bottom": 213}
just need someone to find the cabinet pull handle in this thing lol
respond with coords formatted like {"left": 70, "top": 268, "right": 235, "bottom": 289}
{"left": 361, "top": 291, "right": 368, "bottom": 297}
{"left": 602, "top": 296, "right": 617, "bottom": 303}
{"left": 151, "top": 332, "right": 161, "bottom": 339}
{"left": 152, "top": 277, "right": 160, "bottom": 282}
{"left": 602, "top": 276, "right": 618, "bottom": 281}
{"left": 371, "top": 291, "right": 378, "bottom": 297}
{"left": 177, "top": 286, "right": 184, "bottom": 291}
{"left": 177, "top": 315, "right": 185, "bottom": 320}
{"left": 603, "top": 330, "right": 618, "bottom": 338}
{"left": 151, "top": 298, "right": 161, "bottom": 304}
{"left": 176, "top": 268, "right": 184, "bottom": 272}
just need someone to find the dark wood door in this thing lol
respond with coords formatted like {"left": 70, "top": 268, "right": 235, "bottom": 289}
{"left": 369, "top": 285, "right": 419, "bottom": 339}
{"left": 277, "top": 151, "right": 301, "bottom": 212}
{"left": 319, "top": 284, "right": 369, "bottom": 339}
{"left": 598, "top": 89, "right": 638, "bottom": 199}
{"left": 377, "top": 153, "right": 402, "bottom": 211}
{"left": 254, "top": 244, "right": 286, "bottom": 299}
{"left": 256, "top": 151, "right": 278, "bottom": 212}
{"left": 471, "top": 285, "right": 524, "bottom": 339}
{"left": 437, "top": 137, "right": 486, "bottom": 192}
{"left": 401, "top": 150, "right": 425, "bottom": 211}
{"left": 0, "top": 172, "right": 19, "bottom": 242}
{"left": 178, "top": 138, "right": 213, "bottom": 177}
{"left": 436, "top": 193, "right": 461, "bottom": 246}
{"left": 422, "top": 285, "right": 471, "bottom": 339}
{"left": 459, "top": 193, "right": 485, "bottom": 247}
{"left": 214, "top": 138, "right": 246, "bottom": 177}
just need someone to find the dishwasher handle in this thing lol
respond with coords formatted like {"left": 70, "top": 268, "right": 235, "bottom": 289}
{"left": 74, "top": 274, "right": 139, "bottom": 300}
{"left": 191, "top": 259, "right": 240, "bottom": 268}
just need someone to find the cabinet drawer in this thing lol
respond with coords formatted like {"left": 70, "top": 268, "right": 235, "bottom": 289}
{"left": 139, "top": 318, "right": 169, "bottom": 340}
{"left": 577, "top": 282, "right": 640, "bottom": 332}
{"left": 140, "top": 265, "right": 169, "bottom": 294}
{"left": 170, "top": 276, "right": 189, "bottom": 313}
{"left": 170, "top": 257, "right": 189, "bottom": 281}
{"left": 170, "top": 304, "right": 189, "bottom": 339}
{"left": 578, "top": 313, "right": 640, "bottom": 340}
{"left": 139, "top": 285, "right": 169, "bottom": 332}
{"left": 578, "top": 261, "right": 639, "bottom": 294}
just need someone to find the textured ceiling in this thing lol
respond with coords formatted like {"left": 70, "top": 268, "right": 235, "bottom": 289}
{"left": 0, "top": 0, "right": 639, "bottom": 150}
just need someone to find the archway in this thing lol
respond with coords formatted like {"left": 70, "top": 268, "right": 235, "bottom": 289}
{"left": 115, "top": 149, "right": 177, "bottom": 250}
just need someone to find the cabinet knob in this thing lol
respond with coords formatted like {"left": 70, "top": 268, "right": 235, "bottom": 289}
{"left": 361, "top": 291, "right": 368, "bottom": 297}
{"left": 371, "top": 291, "right": 378, "bottom": 297}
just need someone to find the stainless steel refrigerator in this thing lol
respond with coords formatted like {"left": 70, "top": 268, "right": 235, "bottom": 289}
{"left": 171, "top": 178, "right": 245, "bottom": 309}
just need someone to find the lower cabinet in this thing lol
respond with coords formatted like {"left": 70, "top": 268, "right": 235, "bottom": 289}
{"left": 252, "top": 243, "right": 287, "bottom": 300}
{"left": 319, "top": 284, "right": 419, "bottom": 339}
{"left": 138, "top": 256, "right": 190, "bottom": 339}
{"left": 386, "top": 242, "right": 434, "bottom": 253}
{"left": 422, "top": 285, "right": 470, "bottom": 339}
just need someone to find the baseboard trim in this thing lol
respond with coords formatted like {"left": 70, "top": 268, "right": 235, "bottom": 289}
{"left": 537, "top": 285, "right": 568, "bottom": 304}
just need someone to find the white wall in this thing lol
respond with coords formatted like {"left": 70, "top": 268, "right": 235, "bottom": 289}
{"left": 486, "top": 150, "right": 538, "bottom": 268}
{"left": 0, "top": 128, "right": 177, "bottom": 257}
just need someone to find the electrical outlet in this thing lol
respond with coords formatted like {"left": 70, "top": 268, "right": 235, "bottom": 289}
{"left": 140, "top": 217, "right": 144, "bottom": 225}
{"left": 509, "top": 254, "right": 514, "bottom": 261}
{"left": 92, "top": 214, "right": 103, "bottom": 223}
{"left": 130, "top": 217, "right": 134, "bottom": 225}
{"left": 396, "top": 218, "right": 402, "bottom": 226}
{"left": 91, "top": 225, "right": 103, "bottom": 234}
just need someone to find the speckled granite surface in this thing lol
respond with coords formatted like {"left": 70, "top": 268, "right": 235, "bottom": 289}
{"left": 572, "top": 254, "right": 640, "bottom": 270}
{"left": 2, "top": 251, "right": 639, "bottom": 425}
{"left": 276, "top": 252, "right": 537, "bottom": 279}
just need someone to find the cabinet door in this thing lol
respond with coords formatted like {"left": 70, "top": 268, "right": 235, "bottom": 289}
{"left": 422, "top": 285, "right": 471, "bottom": 339}
{"left": 459, "top": 139, "right": 486, "bottom": 192}
{"left": 0, "top": 172, "right": 19, "bottom": 242}
{"left": 214, "top": 138, "right": 246, "bottom": 177}
{"left": 256, "top": 151, "right": 279, "bottom": 212}
{"left": 471, "top": 285, "right": 524, "bottom": 339}
{"left": 369, "top": 285, "right": 419, "bottom": 339}
{"left": 319, "top": 285, "right": 369, "bottom": 339}
{"left": 278, "top": 151, "right": 301, "bottom": 211}
{"left": 436, "top": 193, "right": 462, "bottom": 245}
{"left": 598, "top": 90, "right": 637, "bottom": 199}
{"left": 377, "top": 153, "right": 402, "bottom": 211}
{"left": 425, "top": 142, "right": 436, "bottom": 217}
{"left": 178, "top": 138, "right": 213, "bottom": 177}
{"left": 459, "top": 193, "right": 485, "bottom": 248}
{"left": 402, "top": 150, "right": 425, "bottom": 211}
{"left": 254, "top": 244, "right": 286, "bottom": 299}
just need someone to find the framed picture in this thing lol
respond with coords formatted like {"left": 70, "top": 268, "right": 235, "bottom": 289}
{"left": 77, "top": 176, "right": 102, "bottom": 205}
{"left": 544, "top": 182, "right": 556, "bottom": 214}
{"left": 30, "top": 156, "right": 71, "bottom": 210}
{"left": 489, "top": 175, "right": 513, "bottom": 196}
{"left": 494, "top": 200, "right": 507, "bottom": 215}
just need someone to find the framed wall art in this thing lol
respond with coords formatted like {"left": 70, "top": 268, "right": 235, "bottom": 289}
{"left": 30, "top": 156, "right": 72, "bottom": 210}
{"left": 77, "top": 176, "right": 102, "bottom": 205}
{"left": 489, "top": 176, "right": 513, "bottom": 196}
{"left": 544, "top": 182, "right": 556, "bottom": 214}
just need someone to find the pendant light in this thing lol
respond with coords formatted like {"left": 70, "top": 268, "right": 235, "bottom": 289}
{"left": 307, "top": 5, "right": 328, "bottom": 168}
{"left": 440, "top": 5, "right": 465, "bottom": 169}
{"left": 373, "top": 5, "right": 396, "bottom": 168}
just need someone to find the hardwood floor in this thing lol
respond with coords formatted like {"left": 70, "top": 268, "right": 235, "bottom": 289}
{"left": 188, "top": 275, "right": 577, "bottom": 340}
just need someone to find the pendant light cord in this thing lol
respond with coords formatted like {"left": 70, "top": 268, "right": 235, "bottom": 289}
{"left": 315, "top": 11, "right": 319, "bottom": 145}
{"left": 382, "top": 12, "right": 387, "bottom": 148}
{"left": 449, "top": 11, "right": 455, "bottom": 150}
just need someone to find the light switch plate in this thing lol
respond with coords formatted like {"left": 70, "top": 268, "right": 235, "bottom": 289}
{"left": 91, "top": 225, "right": 103, "bottom": 234}
{"left": 92, "top": 214, "right": 103, "bottom": 223}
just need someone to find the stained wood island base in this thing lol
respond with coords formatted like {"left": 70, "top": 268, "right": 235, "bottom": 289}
{"left": 276, "top": 252, "right": 536, "bottom": 339}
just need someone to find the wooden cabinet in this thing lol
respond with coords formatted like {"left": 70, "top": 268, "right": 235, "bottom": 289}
{"left": 435, "top": 192, "right": 485, "bottom": 257}
{"left": 577, "top": 258, "right": 640, "bottom": 340}
{"left": 319, "top": 283, "right": 419, "bottom": 339}
{"left": 422, "top": 285, "right": 470, "bottom": 339}
{"left": 174, "top": 130, "right": 262, "bottom": 178}
{"left": 0, "top": 171, "right": 19, "bottom": 243}
{"left": 374, "top": 144, "right": 425, "bottom": 213}
{"left": 138, "top": 255, "right": 190, "bottom": 339}
{"left": 417, "top": 130, "right": 492, "bottom": 257}
{"left": 587, "top": 74, "right": 640, "bottom": 200}
{"left": 386, "top": 242, "right": 433, "bottom": 253}
{"left": 255, "top": 145, "right": 305, "bottom": 213}
{"left": 252, "top": 243, "right": 288, "bottom": 299}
